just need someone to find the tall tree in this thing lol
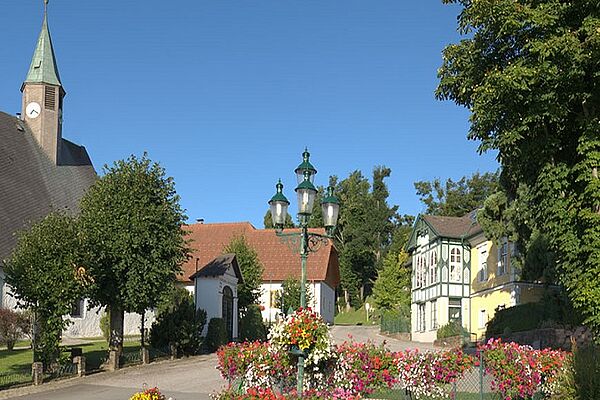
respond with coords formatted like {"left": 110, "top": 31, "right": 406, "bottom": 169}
{"left": 275, "top": 277, "right": 313, "bottom": 314}
{"left": 263, "top": 210, "right": 295, "bottom": 229}
{"left": 334, "top": 171, "right": 375, "bottom": 308}
{"left": 437, "top": 1, "right": 600, "bottom": 333}
{"left": 414, "top": 171, "right": 499, "bottom": 217}
{"left": 334, "top": 168, "right": 399, "bottom": 307}
{"left": 79, "top": 155, "right": 189, "bottom": 353}
{"left": 372, "top": 251, "right": 411, "bottom": 313}
{"left": 223, "top": 235, "right": 264, "bottom": 314}
{"left": 370, "top": 167, "right": 400, "bottom": 266}
{"left": 5, "top": 212, "right": 85, "bottom": 367}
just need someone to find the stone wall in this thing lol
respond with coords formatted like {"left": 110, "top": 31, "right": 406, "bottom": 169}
{"left": 492, "top": 326, "right": 592, "bottom": 350}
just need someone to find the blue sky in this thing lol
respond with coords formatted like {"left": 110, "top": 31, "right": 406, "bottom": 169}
{"left": 0, "top": 1, "right": 498, "bottom": 227}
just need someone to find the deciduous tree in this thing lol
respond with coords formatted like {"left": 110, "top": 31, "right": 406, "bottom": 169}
{"left": 414, "top": 172, "right": 499, "bottom": 217}
{"left": 223, "top": 235, "right": 264, "bottom": 314}
{"left": 5, "top": 212, "right": 84, "bottom": 367}
{"left": 79, "top": 154, "right": 189, "bottom": 352}
{"left": 438, "top": 0, "right": 600, "bottom": 333}
{"left": 372, "top": 251, "right": 411, "bottom": 312}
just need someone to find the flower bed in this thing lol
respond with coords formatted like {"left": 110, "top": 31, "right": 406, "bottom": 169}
{"left": 129, "top": 387, "right": 166, "bottom": 400}
{"left": 214, "top": 310, "right": 570, "bottom": 399}
{"left": 478, "top": 338, "right": 570, "bottom": 400}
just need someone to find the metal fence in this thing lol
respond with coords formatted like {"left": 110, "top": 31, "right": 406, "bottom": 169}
{"left": 0, "top": 369, "right": 32, "bottom": 390}
{"left": 380, "top": 312, "right": 410, "bottom": 334}
{"left": 46, "top": 362, "right": 77, "bottom": 381}
{"left": 367, "top": 351, "right": 547, "bottom": 400}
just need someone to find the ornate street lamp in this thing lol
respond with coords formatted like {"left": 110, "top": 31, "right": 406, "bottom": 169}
{"left": 267, "top": 149, "right": 340, "bottom": 394}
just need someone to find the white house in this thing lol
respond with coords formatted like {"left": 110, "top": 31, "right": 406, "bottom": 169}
{"left": 190, "top": 253, "right": 242, "bottom": 340}
{"left": 178, "top": 222, "right": 340, "bottom": 324}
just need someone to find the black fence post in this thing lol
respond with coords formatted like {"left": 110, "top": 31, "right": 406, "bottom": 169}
{"left": 479, "top": 350, "right": 484, "bottom": 400}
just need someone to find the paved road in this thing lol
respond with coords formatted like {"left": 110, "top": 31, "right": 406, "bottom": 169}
{"left": 1, "top": 355, "right": 223, "bottom": 400}
{"left": 1, "top": 326, "right": 436, "bottom": 399}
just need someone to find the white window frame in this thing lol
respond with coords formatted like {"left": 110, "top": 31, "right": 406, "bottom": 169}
{"left": 478, "top": 244, "right": 488, "bottom": 282}
{"left": 479, "top": 309, "right": 487, "bottom": 329}
{"left": 418, "top": 303, "right": 426, "bottom": 332}
{"left": 498, "top": 240, "right": 508, "bottom": 276}
{"left": 449, "top": 247, "right": 462, "bottom": 282}
{"left": 431, "top": 300, "right": 437, "bottom": 330}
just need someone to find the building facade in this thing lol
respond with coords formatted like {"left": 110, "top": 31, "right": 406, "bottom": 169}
{"left": 407, "top": 212, "right": 546, "bottom": 343}
{"left": 179, "top": 222, "right": 340, "bottom": 324}
{"left": 0, "top": 5, "right": 146, "bottom": 338}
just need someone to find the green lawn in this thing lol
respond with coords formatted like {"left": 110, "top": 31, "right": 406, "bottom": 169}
{"left": 335, "top": 306, "right": 378, "bottom": 326}
{"left": 0, "top": 339, "right": 141, "bottom": 373}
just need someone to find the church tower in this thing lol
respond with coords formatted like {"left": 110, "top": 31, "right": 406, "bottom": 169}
{"left": 21, "top": 0, "right": 65, "bottom": 165}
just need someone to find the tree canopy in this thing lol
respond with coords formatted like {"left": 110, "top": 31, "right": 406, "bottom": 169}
{"left": 5, "top": 212, "right": 85, "bottom": 366}
{"left": 372, "top": 250, "right": 411, "bottom": 313}
{"left": 223, "top": 234, "right": 264, "bottom": 313}
{"left": 414, "top": 171, "right": 499, "bottom": 217}
{"left": 275, "top": 277, "right": 313, "bottom": 314}
{"left": 438, "top": 1, "right": 600, "bottom": 333}
{"left": 78, "top": 154, "right": 189, "bottom": 349}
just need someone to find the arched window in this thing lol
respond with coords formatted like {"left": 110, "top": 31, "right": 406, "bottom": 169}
{"left": 222, "top": 286, "right": 234, "bottom": 341}
{"left": 450, "top": 248, "right": 462, "bottom": 282}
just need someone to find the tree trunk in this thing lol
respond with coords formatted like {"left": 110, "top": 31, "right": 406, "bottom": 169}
{"left": 140, "top": 309, "right": 145, "bottom": 348}
{"left": 108, "top": 305, "right": 124, "bottom": 355}
{"left": 344, "top": 290, "right": 351, "bottom": 312}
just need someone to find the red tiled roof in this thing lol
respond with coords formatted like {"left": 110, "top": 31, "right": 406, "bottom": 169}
{"left": 179, "top": 222, "right": 340, "bottom": 289}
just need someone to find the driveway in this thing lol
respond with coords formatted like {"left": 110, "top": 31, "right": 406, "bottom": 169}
{"left": 1, "top": 326, "right": 435, "bottom": 400}
{"left": 331, "top": 325, "right": 438, "bottom": 352}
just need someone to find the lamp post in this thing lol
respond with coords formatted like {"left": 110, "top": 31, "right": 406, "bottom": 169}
{"left": 268, "top": 149, "right": 340, "bottom": 394}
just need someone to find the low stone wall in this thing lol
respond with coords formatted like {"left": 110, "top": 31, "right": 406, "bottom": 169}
{"left": 433, "top": 335, "right": 463, "bottom": 348}
{"left": 380, "top": 331, "right": 411, "bottom": 341}
{"left": 491, "top": 326, "right": 591, "bottom": 350}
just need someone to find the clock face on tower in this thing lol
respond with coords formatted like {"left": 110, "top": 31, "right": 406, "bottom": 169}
{"left": 26, "top": 102, "right": 41, "bottom": 119}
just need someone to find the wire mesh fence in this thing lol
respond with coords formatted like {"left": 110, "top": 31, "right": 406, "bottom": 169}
{"left": 120, "top": 349, "right": 143, "bottom": 367}
{"left": 0, "top": 368, "right": 32, "bottom": 390}
{"left": 148, "top": 345, "right": 171, "bottom": 362}
{"left": 45, "top": 362, "right": 77, "bottom": 381}
{"left": 380, "top": 312, "right": 410, "bottom": 334}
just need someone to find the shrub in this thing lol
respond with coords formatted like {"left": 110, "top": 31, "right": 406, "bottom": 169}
{"left": 380, "top": 309, "right": 410, "bottom": 334}
{"left": 205, "top": 318, "right": 228, "bottom": 352}
{"left": 486, "top": 291, "right": 583, "bottom": 337}
{"left": 99, "top": 311, "right": 110, "bottom": 343}
{"left": 239, "top": 304, "right": 267, "bottom": 342}
{"left": 573, "top": 344, "right": 600, "bottom": 399}
{"left": 150, "top": 288, "right": 206, "bottom": 356}
{"left": 0, "top": 309, "right": 30, "bottom": 350}
{"left": 436, "top": 320, "right": 468, "bottom": 340}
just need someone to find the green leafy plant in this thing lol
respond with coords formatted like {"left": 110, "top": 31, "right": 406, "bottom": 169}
{"left": 238, "top": 304, "right": 267, "bottom": 342}
{"left": 150, "top": 288, "right": 206, "bottom": 356}
{"left": 275, "top": 277, "right": 313, "bottom": 315}
{"left": 436, "top": 321, "right": 468, "bottom": 340}
{"left": 573, "top": 344, "right": 600, "bottom": 399}
{"left": 437, "top": 0, "right": 600, "bottom": 338}
{"left": 5, "top": 212, "right": 84, "bottom": 369}
{"left": 0, "top": 309, "right": 30, "bottom": 351}
{"left": 205, "top": 318, "right": 228, "bottom": 353}
{"left": 223, "top": 235, "right": 264, "bottom": 314}
{"left": 99, "top": 312, "right": 110, "bottom": 343}
{"left": 79, "top": 154, "right": 189, "bottom": 353}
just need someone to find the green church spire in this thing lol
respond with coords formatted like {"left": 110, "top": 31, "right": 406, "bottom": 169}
{"left": 24, "top": 0, "right": 62, "bottom": 87}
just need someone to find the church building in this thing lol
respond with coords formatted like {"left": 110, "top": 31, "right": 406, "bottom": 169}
{"left": 0, "top": 3, "right": 145, "bottom": 338}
